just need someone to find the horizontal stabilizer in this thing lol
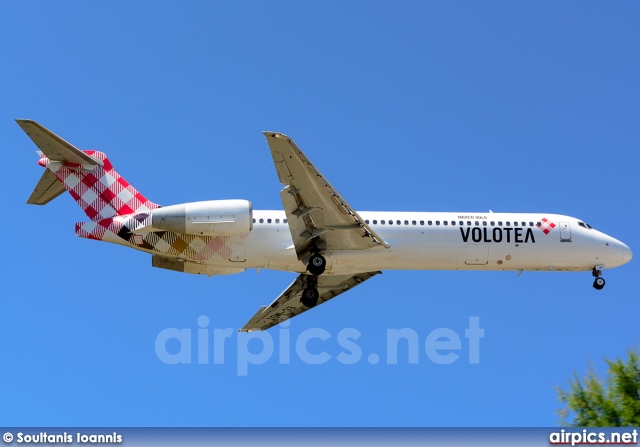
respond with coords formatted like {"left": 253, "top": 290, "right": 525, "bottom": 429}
{"left": 27, "top": 168, "right": 66, "bottom": 205}
{"left": 16, "top": 119, "right": 102, "bottom": 167}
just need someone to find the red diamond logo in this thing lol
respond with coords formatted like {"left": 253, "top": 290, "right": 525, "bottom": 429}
{"left": 536, "top": 217, "right": 556, "bottom": 235}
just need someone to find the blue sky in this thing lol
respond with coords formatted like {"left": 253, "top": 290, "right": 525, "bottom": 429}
{"left": 1, "top": 2, "right": 638, "bottom": 427}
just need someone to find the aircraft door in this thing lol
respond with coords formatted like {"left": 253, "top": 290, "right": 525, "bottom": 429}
{"left": 559, "top": 222, "right": 571, "bottom": 242}
{"left": 229, "top": 242, "right": 246, "bottom": 262}
{"left": 465, "top": 245, "right": 488, "bottom": 265}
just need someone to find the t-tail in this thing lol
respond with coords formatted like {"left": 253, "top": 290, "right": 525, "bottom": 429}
{"left": 18, "top": 119, "right": 159, "bottom": 220}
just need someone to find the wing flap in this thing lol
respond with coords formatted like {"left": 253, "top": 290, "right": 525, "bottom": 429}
{"left": 239, "top": 271, "right": 380, "bottom": 332}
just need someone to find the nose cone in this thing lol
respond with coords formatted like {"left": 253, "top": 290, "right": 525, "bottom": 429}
{"left": 621, "top": 242, "right": 632, "bottom": 265}
{"left": 608, "top": 237, "right": 632, "bottom": 266}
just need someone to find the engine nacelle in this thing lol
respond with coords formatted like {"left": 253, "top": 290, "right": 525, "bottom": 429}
{"left": 151, "top": 199, "right": 252, "bottom": 236}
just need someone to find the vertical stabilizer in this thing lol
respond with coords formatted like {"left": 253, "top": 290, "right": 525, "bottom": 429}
{"left": 18, "top": 119, "right": 160, "bottom": 220}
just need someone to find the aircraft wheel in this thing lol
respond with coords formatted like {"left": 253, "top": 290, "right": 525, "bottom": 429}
{"left": 308, "top": 254, "right": 326, "bottom": 276}
{"left": 593, "top": 277, "right": 606, "bottom": 290}
{"left": 301, "top": 287, "right": 319, "bottom": 307}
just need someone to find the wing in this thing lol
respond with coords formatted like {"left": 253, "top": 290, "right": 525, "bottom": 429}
{"left": 240, "top": 271, "right": 380, "bottom": 332}
{"left": 264, "top": 132, "right": 389, "bottom": 261}
{"left": 27, "top": 168, "right": 66, "bottom": 205}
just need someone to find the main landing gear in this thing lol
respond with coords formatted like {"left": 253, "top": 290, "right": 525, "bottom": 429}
{"left": 301, "top": 284, "right": 320, "bottom": 308}
{"left": 301, "top": 252, "right": 326, "bottom": 308}
{"left": 308, "top": 253, "right": 326, "bottom": 276}
{"left": 592, "top": 266, "right": 606, "bottom": 290}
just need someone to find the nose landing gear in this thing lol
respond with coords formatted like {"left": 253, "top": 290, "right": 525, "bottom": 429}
{"left": 592, "top": 266, "right": 605, "bottom": 290}
{"left": 593, "top": 277, "right": 606, "bottom": 290}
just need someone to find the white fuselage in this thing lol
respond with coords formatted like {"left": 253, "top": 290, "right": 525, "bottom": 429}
{"left": 105, "top": 210, "right": 632, "bottom": 276}
{"left": 20, "top": 120, "right": 632, "bottom": 330}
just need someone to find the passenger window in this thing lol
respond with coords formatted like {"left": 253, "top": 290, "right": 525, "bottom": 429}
{"left": 389, "top": 220, "right": 393, "bottom": 225}
{"left": 498, "top": 221, "right": 503, "bottom": 226}
{"left": 267, "top": 218, "right": 272, "bottom": 224}
{"left": 475, "top": 221, "right": 479, "bottom": 226}
{"left": 276, "top": 219, "right": 280, "bottom": 223}
{"left": 284, "top": 219, "right": 288, "bottom": 223}
{"left": 443, "top": 221, "right": 448, "bottom": 226}
{"left": 365, "top": 220, "right": 369, "bottom": 224}
{"left": 536, "top": 222, "right": 541, "bottom": 227}
{"left": 451, "top": 221, "right": 456, "bottom": 226}
{"left": 420, "top": 220, "right": 424, "bottom": 225}
{"left": 483, "top": 221, "right": 487, "bottom": 226}
{"left": 506, "top": 221, "right": 510, "bottom": 226}
{"left": 396, "top": 220, "right": 401, "bottom": 225}
{"left": 381, "top": 220, "right": 386, "bottom": 225}
{"left": 490, "top": 221, "right": 495, "bottom": 226}
{"left": 373, "top": 220, "right": 378, "bottom": 225}
{"left": 436, "top": 221, "right": 440, "bottom": 225}
{"left": 253, "top": 218, "right": 256, "bottom": 223}
{"left": 467, "top": 221, "right": 471, "bottom": 226}
{"left": 459, "top": 221, "right": 463, "bottom": 226}
{"left": 521, "top": 222, "right": 526, "bottom": 227}
{"left": 404, "top": 220, "right": 409, "bottom": 225}
{"left": 259, "top": 218, "right": 264, "bottom": 223}
{"left": 412, "top": 220, "right": 416, "bottom": 225}
{"left": 529, "top": 222, "right": 534, "bottom": 226}
{"left": 428, "top": 220, "right": 433, "bottom": 225}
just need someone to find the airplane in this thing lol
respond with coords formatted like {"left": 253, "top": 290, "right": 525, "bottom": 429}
{"left": 18, "top": 119, "right": 632, "bottom": 332}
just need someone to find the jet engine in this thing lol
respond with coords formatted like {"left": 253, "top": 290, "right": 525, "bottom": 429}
{"left": 151, "top": 199, "right": 252, "bottom": 236}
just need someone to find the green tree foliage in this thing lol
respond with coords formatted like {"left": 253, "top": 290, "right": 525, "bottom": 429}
{"left": 556, "top": 348, "right": 640, "bottom": 426}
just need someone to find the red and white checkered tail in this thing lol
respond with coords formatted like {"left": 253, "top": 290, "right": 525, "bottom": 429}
{"left": 49, "top": 150, "right": 159, "bottom": 220}
{"left": 19, "top": 119, "right": 160, "bottom": 220}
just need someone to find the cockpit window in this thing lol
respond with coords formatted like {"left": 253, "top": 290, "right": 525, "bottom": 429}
{"left": 578, "top": 221, "right": 594, "bottom": 229}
